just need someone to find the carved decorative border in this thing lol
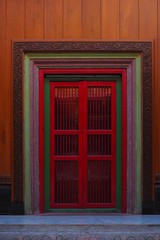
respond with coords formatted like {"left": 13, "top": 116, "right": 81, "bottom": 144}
{"left": 13, "top": 41, "right": 152, "bottom": 209}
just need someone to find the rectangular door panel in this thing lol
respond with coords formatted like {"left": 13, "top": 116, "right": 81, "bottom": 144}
{"left": 50, "top": 83, "right": 82, "bottom": 208}
{"left": 50, "top": 81, "right": 116, "bottom": 208}
{"left": 83, "top": 83, "right": 116, "bottom": 208}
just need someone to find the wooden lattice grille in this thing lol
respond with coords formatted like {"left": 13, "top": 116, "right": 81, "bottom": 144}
{"left": 50, "top": 81, "right": 116, "bottom": 208}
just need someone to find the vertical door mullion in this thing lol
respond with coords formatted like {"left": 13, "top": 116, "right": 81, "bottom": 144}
{"left": 80, "top": 81, "right": 88, "bottom": 208}
{"left": 78, "top": 82, "right": 84, "bottom": 207}
{"left": 50, "top": 83, "right": 55, "bottom": 207}
{"left": 111, "top": 83, "right": 116, "bottom": 205}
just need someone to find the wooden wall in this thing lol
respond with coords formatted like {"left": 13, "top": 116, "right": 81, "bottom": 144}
{"left": 0, "top": 0, "right": 159, "bottom": 180}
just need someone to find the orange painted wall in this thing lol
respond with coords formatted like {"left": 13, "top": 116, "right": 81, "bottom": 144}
{"left": 0, "top": 0, "right": 159, "bottom": 180}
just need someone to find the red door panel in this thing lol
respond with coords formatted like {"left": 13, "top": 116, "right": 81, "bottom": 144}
{"left": 50, "top": 81, "right": 116, "bottom": 208}
{"left": 84, "top": 83, "right": 116, "bottom": 208}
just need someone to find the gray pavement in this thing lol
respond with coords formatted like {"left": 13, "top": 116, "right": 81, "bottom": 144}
{"left": 0, "top": 215, "right": 160, "bottom": 240}
{"left": 0, "top": 214, "right": 160, "bottom": 225}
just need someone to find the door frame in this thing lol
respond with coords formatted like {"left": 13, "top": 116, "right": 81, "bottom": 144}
{"left": 12, "top": 41, "right": 153, "bottom": 214}
{"left": 39, "top": 68, "right": 127, "bottom": 213}
{"left": 50, "top": 81, "right": 116, "bottom": 209}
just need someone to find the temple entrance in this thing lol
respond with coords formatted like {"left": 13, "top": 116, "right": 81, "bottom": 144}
{"left": 50, "top": 81, "right": 116, "bottom": 208}
{"left": 12, "top": 41, "right": 153, "bottom": 215}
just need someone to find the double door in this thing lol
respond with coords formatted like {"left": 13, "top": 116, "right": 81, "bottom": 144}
{"left": 50, "top": 81, "right": 116, "bottom": 208}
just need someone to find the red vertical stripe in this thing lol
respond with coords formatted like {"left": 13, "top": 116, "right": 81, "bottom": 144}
{"left": 50, "top": 83, "right": 55, "bottom": 206}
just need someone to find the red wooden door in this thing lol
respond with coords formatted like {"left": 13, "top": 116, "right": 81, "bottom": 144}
{"left": 50, "top": 81, "right": 116, "bottom": 208}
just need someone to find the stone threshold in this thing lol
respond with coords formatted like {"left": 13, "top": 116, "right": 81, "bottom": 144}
{"left": 0, "top": 214, "right": 160, "bottom": 240}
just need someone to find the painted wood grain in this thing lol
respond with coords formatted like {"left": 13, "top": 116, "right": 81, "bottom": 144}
{"left": 0, "top": 0, "right": 6, "bottom": 39}
{"left": 0, "top": 39, "right": 6, "bottom": 176}
{"left": 0, "top": 1, "right": 6, "bottom": 176}
{"left": 6, "top": 0, "right": 25, "bottom": 38}
{"left": 44, "top": 0, "right": 63, "bottom": 39}
{"left": 101, "top": 0, "right": 120, "bottom": 39}
{"left": 82, "top": 0, "right": 101, "bottom": 39}
{"left": 139, "top": 0, "right": 157, "bottom": 39}
{"left": 25, "top": 0, "right": 44, "bottom": 38}
{"left": 120, "top": 0, "right": 138, "bottom": 39}
{"left": 63, "top": 0, "right": 81, "bottom": 39}
{"left": 155, "top": 0, "right": 160, "bottom": 174}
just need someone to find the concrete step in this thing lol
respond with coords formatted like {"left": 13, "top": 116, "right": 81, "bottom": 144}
{"left": 0, "top": 215, "right": 160, "bottom": 240}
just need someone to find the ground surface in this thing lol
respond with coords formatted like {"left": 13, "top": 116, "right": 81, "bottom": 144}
{"left": 0, "top": 214, "right": 160, "bottom": 240}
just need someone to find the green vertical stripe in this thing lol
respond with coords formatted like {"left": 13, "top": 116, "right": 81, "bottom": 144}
{"left": 24, "top": 55, "right": 31, "bottom": 213}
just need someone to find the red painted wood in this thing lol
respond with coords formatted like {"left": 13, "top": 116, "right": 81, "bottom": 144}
{"left": 39, "top": 68, "right": 127, "bottom": 211}
{"left": 50, "top": 83, "right": 55, "bottom": 207}
{"left": 84, "top": 82, "right": 116, "bottom": 208}
{"left": 78, "top": 82, "right": 84, "bottom": 206}
{"left": 111, "top": 83, "right": 116, "bottom": 207}
{"left": 81, "top": 81, "right": 88, "bottom": 207}
{"left": 49, "top": 80, "right": 116, "bottom": 208}
{"left": 50, "top": 82, "right": 81, "bottom": 208}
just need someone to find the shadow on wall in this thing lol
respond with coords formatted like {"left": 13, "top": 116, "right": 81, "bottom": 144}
{"left": 0, "top": 184, "right": 11, "bottom": 214}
